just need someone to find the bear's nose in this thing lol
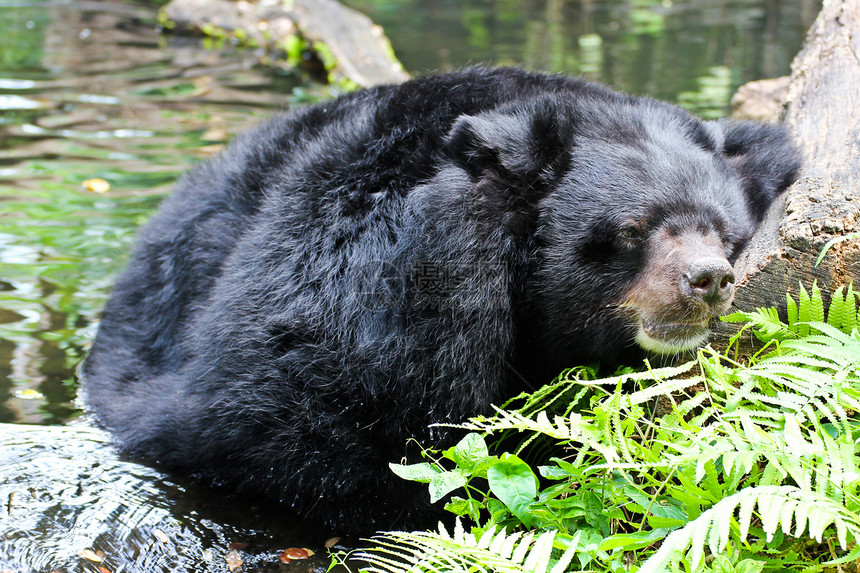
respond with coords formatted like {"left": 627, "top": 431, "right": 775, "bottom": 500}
{"left": 685, "top": 259, "right": 735, "bottom": 305}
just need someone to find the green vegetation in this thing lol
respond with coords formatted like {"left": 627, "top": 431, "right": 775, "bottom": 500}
{"left": 349, "top": 283, "right": 860, "bottom": 572}
{"left": 160, "top": 8, "right": 360, "bottom": 91}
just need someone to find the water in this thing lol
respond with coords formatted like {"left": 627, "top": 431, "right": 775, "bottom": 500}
{"left": 1, "top": 423, "right": 346, "bottom": 572}
{"left": 346, "top": 0, "right": 819, "bottom": 118}
{"left": 0, "top": 0, "right": 331, "bottom": 427}
{"left": 0, "top": 0, "right": 817, "bottom": 570}
{"left": 0, "top": 2, "right": 343, "bottom": 571}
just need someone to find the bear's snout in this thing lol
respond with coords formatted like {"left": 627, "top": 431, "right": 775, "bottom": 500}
{"left": 625, "top": 227, "right": 738, "bottom": 355}
{"left": 684, "top": 258, "right": 735, "bottom": 306}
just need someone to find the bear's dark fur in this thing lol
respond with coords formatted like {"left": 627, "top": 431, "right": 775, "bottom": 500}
{"left": 82, "top": 67, "right": 800, "bottom": 532}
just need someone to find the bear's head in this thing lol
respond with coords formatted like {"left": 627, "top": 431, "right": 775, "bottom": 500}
{"left": 446, "top": 93, "right": 800, "bottom": 375}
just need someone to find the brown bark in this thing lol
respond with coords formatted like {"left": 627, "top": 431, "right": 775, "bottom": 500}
{"left": 717, "top": 0, "right": 860, "bottom": 340}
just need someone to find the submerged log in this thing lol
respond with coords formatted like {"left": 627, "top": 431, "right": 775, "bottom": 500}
{"left": 162, "top": 0, "right": 409, "bottom": 87}
{"left": 718, "top": 0, "right": 860, "bottom": 338}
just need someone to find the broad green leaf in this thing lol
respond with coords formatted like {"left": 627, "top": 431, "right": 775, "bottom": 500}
{"left": 444, "top": 496, "right": 483, "bottom": 522}
{"left": 598, "top": 528, "right": 668, "bottom": 552}
{"left": 388, "top": 462, "right": 440, "bottom": 483}
{"left": 444, "top": 432, "right": 489, "bottom": 472}
{"left": 428, "top": 470, "right": 468, "bottom": 503}
{"left": 487, "top": 456, "right": 538, "bottom": 527}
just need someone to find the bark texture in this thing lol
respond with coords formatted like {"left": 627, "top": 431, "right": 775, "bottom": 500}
{"left": 718, "top": 0, "right": 860, "bottom": 339}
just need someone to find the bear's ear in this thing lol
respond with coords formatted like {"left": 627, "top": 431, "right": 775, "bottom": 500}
{"left": 711, "top": 120, "right": 801, "bottom": 222}
{"left": 445, "top": 97, "right": 576, "bottom": 185}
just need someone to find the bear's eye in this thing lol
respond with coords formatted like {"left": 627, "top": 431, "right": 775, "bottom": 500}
{"left": 616, "top": 225, "right": 643, "bottom": 247}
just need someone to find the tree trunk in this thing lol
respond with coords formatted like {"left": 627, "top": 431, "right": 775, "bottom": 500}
{"left": 716, "top": 0, "right": 860, "bottom": 341}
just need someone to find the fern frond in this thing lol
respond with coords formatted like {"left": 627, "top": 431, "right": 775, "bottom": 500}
{"left": 722, "top": 307, "right": 796, "bottom": 342}
{"left": 357, "top": 522, "right": 580, "bottom": 573}
{"left": 638, "top": 486, "right": 860, "bottom": 573}
{"left": 616, "top": 363, "right": 701, "bottom": 407}
{"left": 797, "top": 283, "right": 812, "bottom": 336}
{"left": 845, "top": 282, "right": 860, "bottom": 332}
{"left": 799, "top": 321, "right": 860, "bottom": 347}
{"left": 827, "top": 285, "right": 848, "bottom": 332}
{"left": 809, "top": 281, "right": 825, "bottom": 325}
{"left": 787, "top": 290, "right": 799, "bottom": 328}
{"left": 739, "top": 282, "right": 860, "bottom": 347}
{"left": 815, "top": 233, "right": 859, "bottom": 267}
{"left": 457, "top": 407, "right": 584, "bottom": 442}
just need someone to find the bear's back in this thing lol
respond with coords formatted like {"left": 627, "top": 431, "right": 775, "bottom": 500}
{"left": 82, "top": 67, "right": 608, "bottom": 395}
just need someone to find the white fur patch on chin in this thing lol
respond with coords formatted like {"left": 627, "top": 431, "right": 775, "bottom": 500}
{"left": 634, "top": 326, "right": 709, "bottom": 355}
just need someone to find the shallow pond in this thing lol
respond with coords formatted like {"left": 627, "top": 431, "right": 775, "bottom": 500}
{"left": 0, "top": 0, "right": 818, "bottom": 571}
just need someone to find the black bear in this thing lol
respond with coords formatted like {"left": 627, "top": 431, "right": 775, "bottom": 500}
{"left": 82, "top": 67, "right": 800, "bottom": 532}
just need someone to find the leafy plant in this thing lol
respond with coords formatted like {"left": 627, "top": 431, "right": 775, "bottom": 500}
{"left": 722, "top": 281, "right": 860, "bottom": 342}
{"left": 353, "top": 283, "right": 860, "bottom": 572}
{"left": 357, "top": 520, "right": 579, "bottom": 573}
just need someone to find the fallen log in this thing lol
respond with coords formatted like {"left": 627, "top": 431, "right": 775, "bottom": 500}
{"left": 717, "top": 0, "right": 860, "bottom": 340}
{"left": 162, "top": 0, "right": 410, "bottom": 87}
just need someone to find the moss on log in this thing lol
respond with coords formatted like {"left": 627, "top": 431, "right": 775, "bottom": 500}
{"left": 162, "top": 0, "right": 409, "bottom": 87}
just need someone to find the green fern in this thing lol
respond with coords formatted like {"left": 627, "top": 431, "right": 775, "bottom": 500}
{"left": 826, "top": 283, "right": 860, "bottom": 333}
{"left": 815, "top": 233, "right": 859, "bottom": 267}
{"left": 357, "top": 520, "right": 580, "bottom": 573}
{"left": 638, "top": 486, "right": 860, "bottom": 573}
{"left": 723, "top": 304, "right": 796, "bottom": 343}
{"left": 360, "top": 284, "right": 860, "bottom": 573}
{"left": 723, "top": 281, "right": 860, "bottom": 345}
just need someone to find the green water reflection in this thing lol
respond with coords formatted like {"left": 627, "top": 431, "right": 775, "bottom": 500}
{"left": 0, "top": 0, "right": 327, "bottom": 425}
{"left": 0, "top": 0, "right": 817, "bottom": 426}
{"left": 345, "top": 0, "right": 819, "bottom": 117}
